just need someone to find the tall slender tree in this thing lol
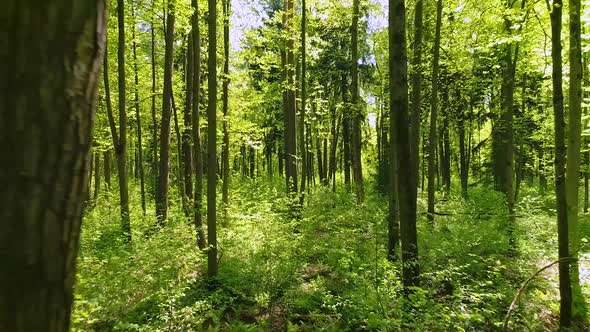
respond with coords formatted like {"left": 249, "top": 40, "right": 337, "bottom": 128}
{"left": 0, "top": 0, "right": 106, "bottom": 329}
{"left": 156, "top": 1, "right": 176, "bottom": 224}
{"left": 132, "top": 5, "right": 147, "bottom": 215}
{"left": 284, "top": 0, "right": 298, "bottom": 196}
{"left": 191, "top": 0, "right": 206, "bottom": 250}
{"left": 427, "top": 0, "right": 443, "bottom": 223}
{"left": 117, "top": 0, "right": 131, "bottom": 241}
{"left": 351, "top": 0, "right": 364, "bottom": 203}
{"left": 390, "top": 0, "right": 419, "bottom": 288}
{"left": 208, "top": 0, "right": 219, "bottom": 277}
{"left": 566, "top": 0, "right": 587, "bottom": 322}
{"left": 222, "top": 0, "right": 231, "bottom": 214}
{"left": 410, "top": 0, "right": 423, "bottom": 198}
{"left": 299, "top": 0, "right": 308, "bottom": 205}
{"left": 183, "top": 33, "right": 195, "bottom": 217}
{"left": 548, "top": 0, "right": 572, "bottom": 327}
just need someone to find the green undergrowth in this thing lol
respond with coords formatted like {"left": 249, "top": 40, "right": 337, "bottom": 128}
{"left": 72, "top": 177, "right": 589, "bottom": 331}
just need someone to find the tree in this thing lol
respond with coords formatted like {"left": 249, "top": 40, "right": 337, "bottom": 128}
{"left": 183, "top": 28, "right": 195, "bottom": 218}
{"left": 208, "top": 0, "right": 219, "bottom": 277}
{"left": 192, "top": 0, "right": 206, "bottom": 250}
{"left": 299, "top": 0, "right": 308, "bottom": 205}
{"left": 410, "top": 0, "right": 423, "bottom": 200}
{"left": 104, "top": 38, "right": 131, "bottom": 240}
{"left": 0, "top": 0, "right": 106, "bottom": 329}
{"left": 351, "top": 0, "right": 364, "bottom": 203}
{"left": 548, "top": 0, "right": 572, "bottom": 327}
{"left": 222, "top": 0, "right": 231, "bottom": 215}
{"left": 566, "top": 0, "right": 587, "bottom": 322}
{"left": 132, "top": 4, "right": 147, "bottom": 215}
{"left": 284, "top": 0, "right": 298, "bottom": 196}
{"left": 156, "top": 0, "right": 176, "bottom": 224}
{"left": 390, "top": 0, "right": 419, "bottom": 289}
{"left": 427, "top": 0, "right": 443, "bottom": 223}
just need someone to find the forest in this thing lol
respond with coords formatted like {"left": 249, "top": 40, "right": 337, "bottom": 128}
{"left": 3, "top": 0, "right": 590, "bottom": 330}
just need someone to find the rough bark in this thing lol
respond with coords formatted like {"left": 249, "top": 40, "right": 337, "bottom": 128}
{"left": 0, "top": 1, "right": 106, "bottom": 329}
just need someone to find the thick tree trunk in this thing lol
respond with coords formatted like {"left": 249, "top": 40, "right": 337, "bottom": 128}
{"left": 156, "top": 3, "right": 175, "bottom": 224}
{"left": 0, "top": 1, "right": 105, "bottom": 329}
{"left": 351, "top": 0, "right": 364, "bottom": 203}
{"left": 550, "top": 0, "right": 573, "bottom": 327}
{"left": 427, "top": 0, "right": 442, "bottom": 223}
{"left": 390, "top": 0, "right": 419, "bottom": 288}
{"left": 207, "top": 0, "right": 219, "bottom": 276}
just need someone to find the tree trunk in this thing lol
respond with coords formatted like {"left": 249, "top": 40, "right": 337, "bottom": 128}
{"left": 566, "top": 0, "right": 587, "bottom": 322}
{"left": 172, "top": 96, "right": 187, "bottom": 214}
{"left": 222, "top": 0, "right": 231, "bottom": 214}
{"left": 410, "top": 0, "right": 423, "bottom": 201}
{"left": 132, "top": 7, "right": 147, "bottom": 215}
{"left": 183, "top": 33, "right": 194, "bottom": 217}
{"left": 342, "top": 73, "right": 352, "bottom": 189}
{"left": 191, "top": 0, "right": 205, "bottom": 249}
{"left": 0, "top": 1, "right": 105, "bottom": 329}
{"left": 427, "top": 0, "right": 442, "bottom": 223}
{"left": 207, "top": 0, "right": 219, "bottom": 277}
{"left": 151, "top": 11, "right": 159, "bottom": 192}
{"left": 299, "top": 0, "right": 307, "bottom": 204}
{"left": 390, "top": 0, "right": 419, "bottom": 288}
{"left": 549, "top": 0, "right": 573, "bottom": 327}
{"left": 351, "top": 0, "right": 364, "bottom": 203}
{"left": 115, "top": 0, "right": 131, "bottom": 241}
{"left": 284, "top": 0, "right": 298, "bottom": 195}
{"left": 156, "top": 2, "right": 175, "bottom": 224}
{"left": 94, "top": 152, "right": 102, "bottom": 200}
{"left": 104, "top": 150, "right": 112, "bottom": 189}
{"left": 458, "top": 102, "right": 468, "bottom": 198}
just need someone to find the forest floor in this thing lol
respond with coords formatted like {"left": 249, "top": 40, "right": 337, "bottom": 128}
{"left": 72, "top": 176, "right": 590, "bottom": 331}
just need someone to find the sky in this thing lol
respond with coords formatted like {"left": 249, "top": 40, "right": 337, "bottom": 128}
{"left": 230, "top": 0, "right": 389, "bottom": 52}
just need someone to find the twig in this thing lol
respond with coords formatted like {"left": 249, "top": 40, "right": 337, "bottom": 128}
{"left": 502, "top": 256, "right": 575, "bottom": 330}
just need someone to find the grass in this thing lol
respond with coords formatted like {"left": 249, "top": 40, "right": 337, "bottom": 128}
{"left": 72, "top": 175, "right": 590, "bottom": 331}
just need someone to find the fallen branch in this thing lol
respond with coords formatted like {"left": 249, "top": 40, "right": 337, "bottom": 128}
{"left": 502, "top": 256, "right": 575, "bottom": 331}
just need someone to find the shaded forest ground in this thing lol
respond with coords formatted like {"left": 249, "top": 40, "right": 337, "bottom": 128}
{"left": 72, "top": 176, "right": 590, "bottom": 331}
